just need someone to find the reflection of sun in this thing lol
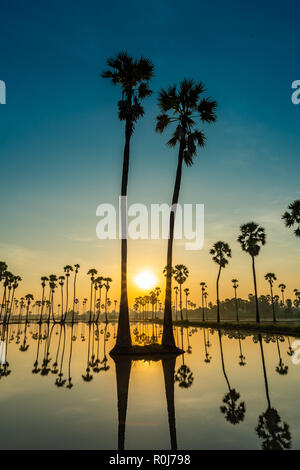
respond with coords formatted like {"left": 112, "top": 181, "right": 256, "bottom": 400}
{"left": 134, "top": 270, "right": 157, "bottom": 290}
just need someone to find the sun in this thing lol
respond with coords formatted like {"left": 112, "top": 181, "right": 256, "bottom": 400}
{"left": 134, "top": 269, "right": 157, "bottom": 290}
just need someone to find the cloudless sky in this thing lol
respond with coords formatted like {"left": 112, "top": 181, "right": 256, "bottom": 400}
{"left": 0, "top": 0, "right": 299, "bottom": 304}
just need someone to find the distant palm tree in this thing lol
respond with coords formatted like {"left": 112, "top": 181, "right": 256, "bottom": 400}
{"left": 72, "top": 264, "right": 80, "bottom": 324}
{"left": 231, "top": 279, "right": 239, "bottom": 322}
{"left": 102, "top": 52, "right": 154, "bottom": 353}
{"left": 156, "top": 79, "right": 217, "bottom": 348}
{"left": 237, "top": 222, "right": 266, "bottom": 323}
{"left": 58, "top": 276, "right": 65, "bottom": 322}
{"left": 184, "top": 288, "right": 190, "bottom": 321}
{"left": 154, "top": 287, "right": 161, "bottom": 319}
{"left": 63, "top": 265, "right": 73, "bottom": 320}
{"left": 25, "top": 294, "right": 34, "bottom": 324}
{"left": 39, "top": 276, "right": 48, "bottom": 323}
{"left": 103, "top": 277, "right": 112, "bottom": 323}
{"left": 95, "top": 276, "right": 104, "bottom": 323}
{"left": 173, "top": 265, "right": 189, "bottom": 322}
{"left": 48, "top": 275, "right": 58, "bottom": 323}
{"left": 173, "top": 286, "right": 179, "bottom": 321}
{"left": 265, "top": 273, "right": 277, "bottom": 323}
{"left": 278, "top": 283, "right": 286, "bottom": 306}
{"left": 210, "top": 242, "right": 232, "bottom": 323}
{"left": 87, "top": 269, "right": 98, "bottom": 323}
{"left": 200, "top": 282, "right": 207, "bottom": 321}
{"left": 282, "top": 200, "right": 300, "bottom": 238}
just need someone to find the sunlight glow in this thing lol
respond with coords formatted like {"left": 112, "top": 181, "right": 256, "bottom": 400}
{"left": 134, "top": 269, "right": 157, "bottom": 290}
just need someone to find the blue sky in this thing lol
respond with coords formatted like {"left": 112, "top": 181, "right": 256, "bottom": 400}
{"left": 0, "top": 0, "right": 299, "bottom": 301}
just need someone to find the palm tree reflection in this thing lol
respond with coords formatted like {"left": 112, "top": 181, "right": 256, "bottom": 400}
{"left": 255, "top": 334, "right": 291, "bottom": 450}
{"left": 218, "top": 330, "right": 246, "bottom": 425}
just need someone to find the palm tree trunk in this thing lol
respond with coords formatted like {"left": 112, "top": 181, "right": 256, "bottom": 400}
{"left": 114, "top": 113, "right": 133, "bottom": 352}
{"left": 179, "top": 284, "right": 183, "bottom": 322}
{"left": 72, "top": 273, "right": 77, "bottom": 324}
{"left": 65, "top": 277, "right": 69, "bottom": 323}
{"left": 218, "top": 330, "right": 231, "bottom": 392}
{"left": 251, "top": 256, "right": 260, "bottom": 323}
{"left": 162, "top": 356, "right": 177, "bottom": 450}
{"left": 270, "top": 285, "right": 276, "bottom": 323}
{"left": 216, "top": 266, "right": 222, "bottom": 323}
{"left": 113, "top": 356, "right": 132, "bottom": 450}
{"left": 39, "top": 287, "right": 45, "bottom": 323}
{"left": 258, "top": 334, "right": 271, "bottom": 409}
{"left": 162, "top": 140, "right": 185, "bottom": 348}
{"left": 235, "top": 288, "right": 239, "bottom": 322}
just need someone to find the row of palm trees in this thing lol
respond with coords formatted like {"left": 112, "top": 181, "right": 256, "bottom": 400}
{"left": 0, "top": 263, "right": 115, "bottom": 325}
{"left": 101, "top": 51, "right": 300, "bottom": 352}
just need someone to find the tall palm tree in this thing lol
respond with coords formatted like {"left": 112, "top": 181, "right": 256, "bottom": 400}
{"left": 278, "top": 283, "right": 286, "bottom": 306}
{"left": 282, "top": 200, "right": 300, "bottom": 238}
{"left": 48, "top": 275, "right": 58, "bottom": 323}
{"left": 231, "top": 279, "right": 239, "bottom": 322}
{"left": 172, "top": 265, "right": 189, "bottom": 322}
{"left": 200, "top": 282, "right": 207, "bottom": 322}
{"left": 102, "top": 52, "right": 154, "bottom": 353}
{"left": 237, "top": 222, "right": 266, "bottom": 323}
{"left": 39, "top": 276, "right": 48, "bottom": 324}
{"left": 25, "top": 294, "right": 34, "bottom": 324}
{"left": 87, "top": 269, "right": 98, "bottom": 323}
{"left": 210, "top": 242, "right": 232, "bottom": 323}
{"left": 154, "top": 287, "right": 161, "bottom": 319}
{"left": 58, "top": 276, "right": 65, "bottom": 323}
{"left": 103, "top": 277, "right": 112, "bottom": 323}
{"left": 156, "top": 79, "right": 217, "bottom": 348}
{"left": 183, "top": 288, "right": 190, "bottom": 321}
{"left": 72, "top": 264, "right": 80, "bottom": 324}
{"left": 63, "top": 265, "right": 73, "bottom": 320}
{"left": 173, "top": 286, "right": 179, "bottom": 321}
{"left": 265, "top": 273, "right": 277, "bottom": 323}
{"left": 95, "top": 276, "right": 104, "bottom": 323}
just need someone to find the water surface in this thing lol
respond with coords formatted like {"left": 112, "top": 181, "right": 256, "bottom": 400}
{"left": 0, "top": 322, "right": 298, "bottom": 450}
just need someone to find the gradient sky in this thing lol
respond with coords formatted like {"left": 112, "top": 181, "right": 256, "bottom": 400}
{"left": 0, "top": 0, "right": 299, "bottom": 305}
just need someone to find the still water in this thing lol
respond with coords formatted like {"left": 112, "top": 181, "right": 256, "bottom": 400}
{"left": 0, "top": 322, "right": 299, "bottom": 450}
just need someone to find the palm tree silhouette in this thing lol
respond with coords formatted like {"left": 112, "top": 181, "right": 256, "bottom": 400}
{"left": 282, "top": 200, "right": 300, "bottom": 238}
{"left": 231, "top": 279, "right": 239, "bottom": 322}
{"left": 156, "top": 79, "right": 217, "bottom": 348}
{"left": 102, "top": 52, "right": 154, "bottom": 353}
{"left": 63, "top": 265, "right": 73, "bottom": 321}
{"left": 265, "top": 273, "right": 277, "bottom": 322}
{"left": 173, "top": 286, "right": 179, "bottom": 321}
{"left": 87, "top": 269, "right": 97, "bottom": 323}
{"left": 183, "top": 288, "right": 190, "bottom": 322}
{"left": 95, "top": 276, "right": 104, "bottom": 323}
{"left": 200, "top": 282, "right": 207, "bottom": 321}
{"left": 255, "top": 334, "right": 291, "bottom": 449}
{"left": 210, "top": 242, "right": 232, "bottom": 323}
{"left": 24, "top": 294, "right": 34, "bottom": 324}
{"left": 237, "top": 222, "right": 266, "bottom": 323}
{"left": 39, "top": 276, "right": 48, "bottom": 323}
{"left": 58, "top": 276, "right": 65, "bottom": 323}
{"left": 278, "top": 283, "right": 287, "bottom": 306}
{"left": 103, "top": 277, "right": 112, "bottom": 323}
{"left": 218, "top": 331, "right": 246, "bottom": 425}
{"left": 275, "top": 336, "right": 288, "bottom": 375}
{"left": 71, "top": 264, "right": 80, "bottom": 324}
{"left": 172, "top": 265, "right": 189, "bottom": 322}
